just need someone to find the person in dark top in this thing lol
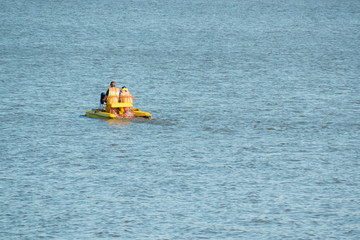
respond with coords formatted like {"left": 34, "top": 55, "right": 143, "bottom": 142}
{"left": 100, "top": 81, "right": 119, "bottom": 104}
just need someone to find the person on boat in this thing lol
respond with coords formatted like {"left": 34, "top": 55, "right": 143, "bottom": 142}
{"left": 120, "top": 86, "right": 135, "bottom": 114}
{"left": 104, "top": 81, "right": 120, "bottom": 114}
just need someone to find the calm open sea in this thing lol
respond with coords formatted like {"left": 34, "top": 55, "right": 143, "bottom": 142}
{"left": 1, "top": 0, "right": 359, "bottom": 239}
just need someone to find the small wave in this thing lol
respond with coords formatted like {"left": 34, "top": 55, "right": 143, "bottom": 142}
{"left": 251, "top": 218, "right": 271, "bottom": 224}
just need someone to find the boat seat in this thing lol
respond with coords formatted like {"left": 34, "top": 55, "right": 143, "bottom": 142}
{"left": 110, "top": 102, "right": 133, "bottom": 108}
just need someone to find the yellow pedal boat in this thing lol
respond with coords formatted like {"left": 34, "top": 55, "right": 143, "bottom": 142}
{"left": 85, "top": 102, "right": 152, "bottom": 120}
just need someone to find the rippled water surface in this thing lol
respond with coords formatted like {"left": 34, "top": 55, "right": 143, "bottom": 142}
{"left": 1, "top": 0, "right": 360, "bottom": 239}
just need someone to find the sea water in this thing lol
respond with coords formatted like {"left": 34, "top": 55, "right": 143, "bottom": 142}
{"left": 1, "top": 0, "right": 359, "bottom": 239}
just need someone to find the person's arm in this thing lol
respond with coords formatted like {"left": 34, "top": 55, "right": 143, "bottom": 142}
{"left": 103, "top": 89, "right": 109, "bottom": 102}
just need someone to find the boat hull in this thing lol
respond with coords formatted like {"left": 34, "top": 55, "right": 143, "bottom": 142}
{"left": 85, "top": 109, "right": 152, "bottom": 120}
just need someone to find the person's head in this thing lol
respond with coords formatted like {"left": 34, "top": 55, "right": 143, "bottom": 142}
{"left": 110, "top": 81, "right": 116, "bottom": 87}
{"left": 120, "top": 86, "right": 129, "bottom": 93}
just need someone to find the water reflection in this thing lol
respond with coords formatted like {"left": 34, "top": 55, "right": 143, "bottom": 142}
{"left": 106, "top": 118, "right": 133, "bottom": 127}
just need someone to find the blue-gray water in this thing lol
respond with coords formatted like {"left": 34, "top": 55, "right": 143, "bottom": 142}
{"left": 1, "top": 0, "right": 359, "bottom": 239}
